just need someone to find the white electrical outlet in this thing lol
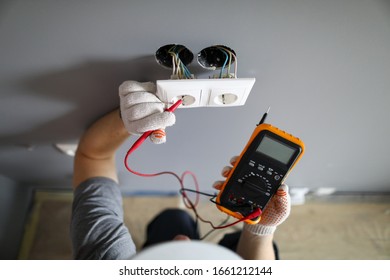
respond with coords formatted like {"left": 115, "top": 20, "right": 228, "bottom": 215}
{"left": 156, "top": 78, "right": 256, "bottom": 108}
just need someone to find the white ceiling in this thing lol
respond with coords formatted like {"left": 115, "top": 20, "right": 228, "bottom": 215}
{"left": 0, "top": 0, "right": 389, "bottom": 193}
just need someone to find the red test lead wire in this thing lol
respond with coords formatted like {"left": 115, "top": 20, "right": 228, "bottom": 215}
{"left": 213, "top": 208, "right": 262, "bottom": 229}
{"left": 123, "top": 99, "right": 201, "bottom": 209}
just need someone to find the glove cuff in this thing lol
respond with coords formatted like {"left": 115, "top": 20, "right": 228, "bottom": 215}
{"left": 243, "top": 223, "right": 277, "bottom": 236}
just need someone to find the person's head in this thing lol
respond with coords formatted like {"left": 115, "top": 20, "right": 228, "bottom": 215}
{"left": 131, "top": 240, "right": 242, "bottom": 260}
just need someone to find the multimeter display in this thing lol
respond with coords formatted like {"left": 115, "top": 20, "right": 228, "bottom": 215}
{"left": 216, "top": 123, "right": 304, "bottom": 224}
{"left": 256, "top": 135, "right": 297, "bottom": 165}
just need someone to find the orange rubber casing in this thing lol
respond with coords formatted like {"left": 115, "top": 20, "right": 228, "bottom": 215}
{"left": 216, "top": 123, "right": 305, "bottom": 224}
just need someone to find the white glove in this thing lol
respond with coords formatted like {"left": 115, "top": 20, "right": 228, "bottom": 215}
{"left": 243, "top": 184, "right": 291, "bottom": 235}
{"left": 119, "top": 81, "right": 175, "bottom": 144}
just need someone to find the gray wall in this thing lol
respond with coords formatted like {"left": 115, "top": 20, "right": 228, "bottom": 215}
{"left": 0, "top": 0, "right": 389, "bottom": 194}
{"left": 0, "top": 0, "right": 389, "bottom": 260}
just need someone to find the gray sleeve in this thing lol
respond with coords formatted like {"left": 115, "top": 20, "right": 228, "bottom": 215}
{"left": 70, "top": 177, "right": 136, "bottom": 260}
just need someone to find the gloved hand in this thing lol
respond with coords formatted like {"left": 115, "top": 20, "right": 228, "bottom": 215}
{"left": 213, "top": 156, "right": 291, "bottom": 235}
{"left": 119, "top": 81, "right": 176, "bottom": 144}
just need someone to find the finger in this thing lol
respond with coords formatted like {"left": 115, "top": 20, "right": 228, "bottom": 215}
{"left": 212, "top": 181, "right": 225, "bottom": 190}
{"left": 275, "top": 184, "right": 289, "bottom": 196}
{"left": 221, "top": 166, "right": 232, "bottom": 177}
{"left": 120, "top": 92, "right": 162, "bottom": 109}
{"left": 230, "top": 156, "right": 239, "bottom": 166}
{"left": 150, "top": 129, "right": 166, "bottom": 144}
{"left": 123, "top": 102, "right": 165, "bottom": 121}
{"left": 125, "top": 111, "right": 176, "bottom": 134}
{"left": 119, "top": 81, "right": 156, "bottom": 95}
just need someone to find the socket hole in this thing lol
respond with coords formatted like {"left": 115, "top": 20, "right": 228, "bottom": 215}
{"left": 214, "top": 93, "right": 238, "bottom": 105}
{"left": 197, "top": 45, "right": 236, "bottom": 70}
{"left": 155, "top": 44, "right": 194, "bottom": 69}
{"left": 173, "top": 95, "right": 196, "bottom": 106}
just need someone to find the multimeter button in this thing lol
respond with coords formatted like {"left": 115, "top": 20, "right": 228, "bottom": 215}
{"left": 249, "top": 161, "right": 255, "bottom": 167}
{"left": 274, "top": 175, "right": 281, "bottom": 180}
{"left": 258, "top": 165, "right": 265, "bottom": 170}
{"left": 266, "top": 170, "right": 273, "bottom": 175}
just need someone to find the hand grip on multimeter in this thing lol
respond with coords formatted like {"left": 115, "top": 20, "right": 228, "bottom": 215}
{"left": 216, "top": 123, "right": 305, "bottom": 224}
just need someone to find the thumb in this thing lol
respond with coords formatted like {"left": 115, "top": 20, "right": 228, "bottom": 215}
{"left": 259, "top": 184, "right": 291, "bottom": 226}
{"left": 275, "top": 184, "right": 289, "bottom": 197}
{"left": 150, "top": 129, "right": 167, "bottom": 144}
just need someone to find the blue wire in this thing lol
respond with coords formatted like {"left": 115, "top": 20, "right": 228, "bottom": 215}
{"left": 174, "top": 45, "right": 193, "bottom": 79}
{"left": 183, "top": 64, "right": 192, "bottom": 78}
{"left": 219, "top": 48, "right": 229, "bottom": 78}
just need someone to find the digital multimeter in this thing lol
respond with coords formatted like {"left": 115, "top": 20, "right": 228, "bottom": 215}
{"left": 216, "top": 115, "right": 305, "bottom": 224}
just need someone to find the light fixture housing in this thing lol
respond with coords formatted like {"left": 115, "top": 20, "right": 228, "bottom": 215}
{"left": 54, "top": 143, "right": 78, "bottom": 157}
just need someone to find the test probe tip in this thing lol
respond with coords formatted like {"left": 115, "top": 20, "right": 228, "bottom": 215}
{"left": 258, "top": 106, "right": 271, "bottom": 125}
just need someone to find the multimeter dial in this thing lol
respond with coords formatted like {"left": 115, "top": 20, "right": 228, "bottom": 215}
{"left": 239, "top": 173, "right": 270, "bottom": 197}
{"left": 226, "top": 159, "right": 285, "bottom": 212}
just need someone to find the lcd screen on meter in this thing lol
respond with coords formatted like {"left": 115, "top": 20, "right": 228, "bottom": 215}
{"left": 256, "top": 135, "right": 297, "bottom": 165}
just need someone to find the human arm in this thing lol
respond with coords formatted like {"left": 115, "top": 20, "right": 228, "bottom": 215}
{"left": 73, "top": 81, "right": 176, "bottom": 188}
{"left": 71, "top": 108, "right": 135, "bottom": 259}
{"left": 236, "top": 229, "right": 275, "bottom": 260}
{"left": 236, "top": 184, "right": 290, "bottom": 259}
{"left": 71, "top": 81, "right": 176, "bottom": 259}
{"left": 72, "top": 108, "right": 128, "bottom": 188}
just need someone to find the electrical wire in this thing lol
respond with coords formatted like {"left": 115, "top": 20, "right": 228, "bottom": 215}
{"left": 200, "top": 215, "right": 230, "bottom": 240}
{"left": 168, "top": 45, "right": 193, "bottom": 79}
{"left": 219, "top": 48, "right": 229, "bottom": 78}
{"left": 216, "top": 46, "right": 237, "bottom": 78}
{"left": 171, "top": 55, "right": 176, "bottom": 77}
{"left": 180, "top": 188, "right": 216, "bottom": 198}
{"left": 215, "top": 46, "right": 238, "bottom": 78}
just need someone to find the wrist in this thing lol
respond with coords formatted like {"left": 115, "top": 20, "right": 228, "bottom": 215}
{"left": 243, "top": 223, "right": 277, "bottom": 236}
{"left": 237, "top": 228, "right": 275, "bottom": 260}
{"left": 78, "top": 108, "right": 130, "bottom": 159}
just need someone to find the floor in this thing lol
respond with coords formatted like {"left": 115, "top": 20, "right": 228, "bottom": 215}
{"left": 18, "top": 191, "right": 390, "bottom": 260}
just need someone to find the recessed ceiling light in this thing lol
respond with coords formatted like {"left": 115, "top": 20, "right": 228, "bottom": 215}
{"left": 54, "top": 143, "right": 78, "bottom": 157}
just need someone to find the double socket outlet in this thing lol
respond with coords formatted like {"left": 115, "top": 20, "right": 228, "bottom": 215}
{"left": 156, "top": 78, "right": 256, "bottom": 108}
